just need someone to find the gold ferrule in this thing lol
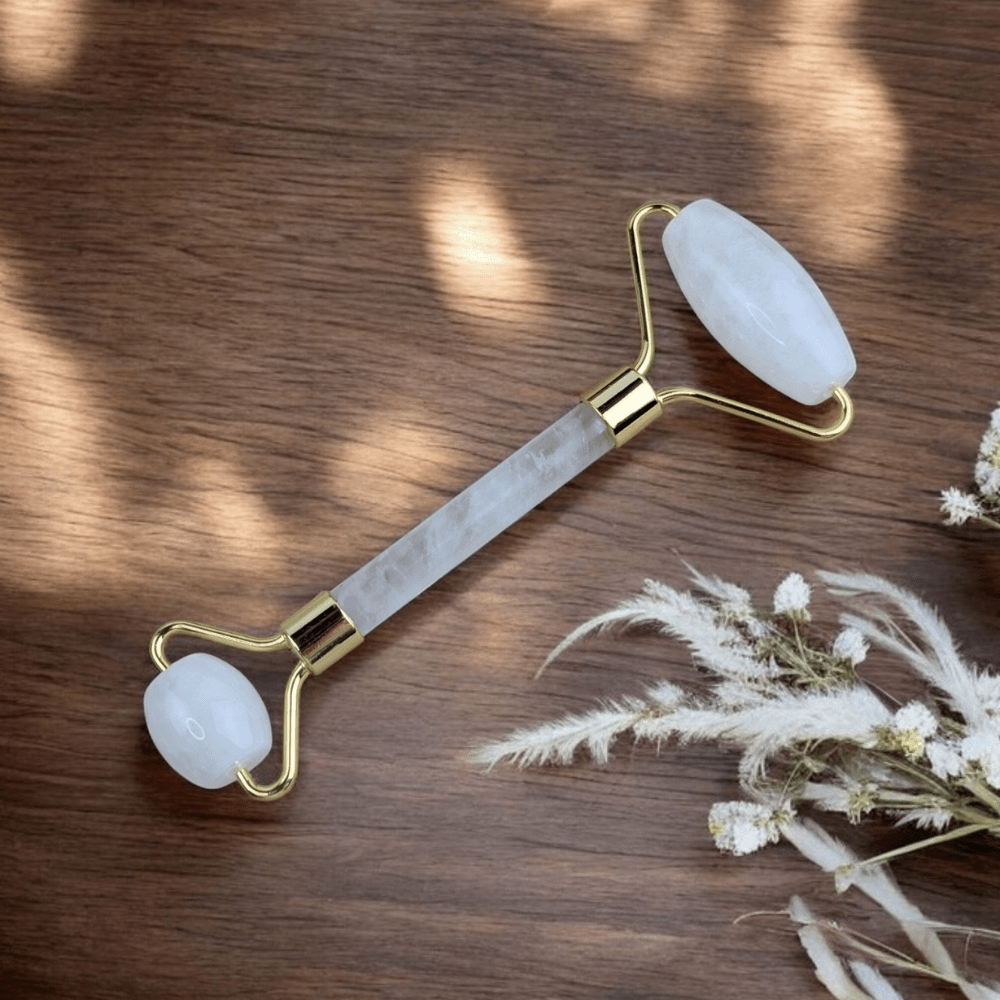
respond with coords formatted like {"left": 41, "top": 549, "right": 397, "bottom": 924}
{"left": 280, "top": 592, "right": 363, "bottom": 675}
{"left": 582, "top": 365, "right": 663, "bottom": 446}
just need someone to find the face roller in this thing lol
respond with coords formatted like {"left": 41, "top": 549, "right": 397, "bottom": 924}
{"left": 144, "top": 199, "right": 857, "bottom": 800}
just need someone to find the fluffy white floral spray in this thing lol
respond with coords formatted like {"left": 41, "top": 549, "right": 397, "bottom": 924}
{"left": 471, "top": 568, "right": 1000, "bottom": 998}
{"left": 941, "top": 401, "right": 1000, "bottom": 528}
{"left": 473, "top": 569, "right": 1000, "bottom": 854}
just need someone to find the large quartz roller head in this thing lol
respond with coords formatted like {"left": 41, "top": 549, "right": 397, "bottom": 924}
{"left": 144, "top": 652, "right": 272, "bottom": 789}
{"left": 662, "top": 199, "right": 856, "bottom": 407}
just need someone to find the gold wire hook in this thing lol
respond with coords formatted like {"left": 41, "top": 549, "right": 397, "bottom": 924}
{"left": 236, "top": 660, "right": 311, "bottom": 801}
{"left": 149, "top": 593, "right": 363, "bottom": 801}
{"left": 149, "top": 620, "right": 288, "bottom": 673}
{"left": 623, "top": 201, "right": 854, "bottom": 441}
{"left": 628, "top": 201, "right": 680, "bottom": 377}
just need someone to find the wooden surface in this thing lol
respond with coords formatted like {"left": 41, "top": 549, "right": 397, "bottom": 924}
{"left": 3, "top": 2, "right": 1000, "bottom": 997}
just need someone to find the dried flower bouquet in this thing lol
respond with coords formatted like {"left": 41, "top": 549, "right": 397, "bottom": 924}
{"left": 472, "top": 568, "right": 1000, "bottom": 998}
{"left": 474, "top": 569, "right": 1000, "bottom": 857}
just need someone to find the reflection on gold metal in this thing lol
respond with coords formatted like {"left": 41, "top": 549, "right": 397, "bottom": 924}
{"left": 658, "top": 383, "right": 854, "bottom": 442}
{"left": 236, "top": 661, "right": 311, "bottom": 801}
{"left": 150, "top": 621, "right": 286, "bottom": 673}
{"left": 584, "top": 201, "right": 854, "bottom": 444}
{"left": 150, "top": 593, "right": 363, "bottom": 801}
{"left": 627, "top": 201, "right": 681, "bottom": 378}
{"left": 278, "top": 591, "right": 364, "bottom": 676}
{"left": 581, "top": 365, "right": 662, "bottom": 446}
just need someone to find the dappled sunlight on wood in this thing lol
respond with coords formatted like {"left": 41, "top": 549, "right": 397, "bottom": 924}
{"left": 0, "top": 0, "right": 87, "bottom": 88}
{"left": 0, "top": 245, "right": 295, "bottom": 593}
{"left": 4, "top": 3, "right": 999, "bottom": 997}
{"left": 546, "top": 0, "right": 655, "bottom": 42}
{"left": 419, "top": 157, "right": 550, "bottom": 331}
{"left": 329, "top": 408, "right": 476, "bottom": 531}
{"left": 536, "top": 0, "right": 907, "bottom": 264}
{"left": 750, "top": 0, "right": 908, "bottom": 263}
{"left": 641, "top": 0, "right": 733, "bottom": 98}
{"left": 0, "top": 251, "right": 121, "bottom": 589}
{"left": 172, "top": 451, "right": 293, "bottom": 580}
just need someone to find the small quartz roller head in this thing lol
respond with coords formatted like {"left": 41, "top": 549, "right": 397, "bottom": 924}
{"left": 144, "top": 652, "right": 272, "bottom": 789}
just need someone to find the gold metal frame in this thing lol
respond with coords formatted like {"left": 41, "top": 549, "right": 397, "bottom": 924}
{"left": 583, "top": 202, "right": 854, "bottom": 444}
{"left": 150, "top": 593, "right": 362, "bottom": 801}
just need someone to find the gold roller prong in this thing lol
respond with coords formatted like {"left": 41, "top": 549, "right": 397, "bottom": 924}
{"left": 582, "top": 200, "right": 854, "bottom": 445}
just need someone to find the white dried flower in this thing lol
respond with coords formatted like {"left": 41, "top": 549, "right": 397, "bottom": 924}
{"left": 781, "top": 819, "right": 862, "bottom": 893}
{"left": 942, "top": 404, "right": 1000, "bottom": 533}
{"left": 773, "top": 572, "right": 811, "bottom": 620}
{"left": 712, "top": 679, "right": 773, "bottom": 709}
{"left": 645, "top": 679, "right": 687, "bottom": 710}
{"left": 979, "top": 426, "right": 1000, "bottom": 460}
{"left": 820, "top": 570, "right": 988, "bottom": 728}
{"left": 972, "top": 671, "right": 1000, "bottom": 717}
{"left": 707, "top": 800, "right": 788, "bottom": 856}
{"left": 477, "top": 564, "right": 1000, "bottom": 1000}
{"left": 846, "top": 782, "right": 881, "bottom": 823}
{"left": 960, "top": 726, "right": 1000, "bottom": 787}
{"left": 788, "top": 878, "right": 999, "bottom": 1000}
{"left": 831, "top": 627, "right": 869, "bottom": 666}
{"left": 479, "top": 567, "right": 1000, "bottom": 888}
{"left": 940, "top": 486, "right": 982, "bottom": 526}
{"left": 540, "top": 578, "right": 767, "bottom": 683}
{"left": 847, "top": 960, "right": 906, "bottom": 1000}
{"left": 924, "top": 738, "right": 965, "bottom": 780}
{"left": 979, "top": 427, "right": 1000, "bottom": 464}
{"left": 469, "top": 695, "right": 651, "bottom": 770}
{"left": 975, "top": 459, "right": 1000, "bottom": 496}
{"left": 799, "top": 780, "right": 853, "bottom": 815}
{"left": 788, "top": 896, "right": 873, "bottom": 1000}
{"left": 893, "top": 702, "right": 937, "bottom": 738}
{"left": 783, "top": 818, "right": 957, "bottom": 973}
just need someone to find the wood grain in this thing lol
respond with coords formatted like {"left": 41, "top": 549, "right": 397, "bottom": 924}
{"left": 2, "top": 1, "right": 1000, "bottom": 997}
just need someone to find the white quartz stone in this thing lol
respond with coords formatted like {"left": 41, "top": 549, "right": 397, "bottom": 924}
{"left": 144, "top": 652, "right": 272, "bottom": 789}
{"left": 333, "top": 403, "right": 615, "bottom": 635}
{"left": 662, "top": 199, "right": 856, "bottom": 406}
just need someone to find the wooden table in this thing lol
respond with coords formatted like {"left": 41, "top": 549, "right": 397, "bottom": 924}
{"left": 3, "top": 2, "right": 999, "bottom": 997}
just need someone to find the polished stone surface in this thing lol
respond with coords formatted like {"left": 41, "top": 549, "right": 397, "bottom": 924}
{"left": 334, "top": 403, "right": 615, "bottom": 634}
{"left": 663, "top": 199, "right": 856, "bottom": 406}
{"left": 143, "top": 652, "right": 272, "bottom": 789}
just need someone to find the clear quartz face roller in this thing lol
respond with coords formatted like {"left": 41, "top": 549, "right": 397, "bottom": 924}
{"left": 145, "top": 199, "right": 857, "bottom": 800}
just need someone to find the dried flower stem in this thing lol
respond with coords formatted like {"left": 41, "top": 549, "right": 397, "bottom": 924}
{"left": 850, "top": 822, "right": 994, "bottom": 872}
{"left": 792, "top": 903, "right": 978, "bottom": 991}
